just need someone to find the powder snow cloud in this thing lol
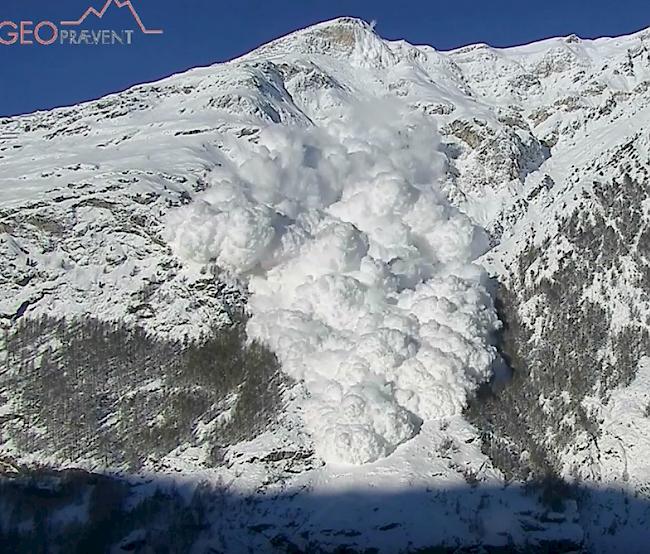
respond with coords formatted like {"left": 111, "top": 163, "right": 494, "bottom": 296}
{"left": 166, "top": 99, "right": 500, "bottom": 465}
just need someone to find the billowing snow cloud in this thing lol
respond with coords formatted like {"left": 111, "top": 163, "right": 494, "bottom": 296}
{"left": 166, "top": 100, "right": 499, "bottom": 465}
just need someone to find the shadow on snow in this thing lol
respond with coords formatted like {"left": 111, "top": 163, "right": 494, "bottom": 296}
{"left": 1, "top": 466, "right": 649, "bottom": 553}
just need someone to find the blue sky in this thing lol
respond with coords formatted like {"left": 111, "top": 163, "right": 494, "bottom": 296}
{"left": 1, "top": 0, "right": 648, "bottom": 117}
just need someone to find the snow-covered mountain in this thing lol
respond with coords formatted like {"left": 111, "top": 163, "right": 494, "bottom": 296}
{"left": 2, "top": 17, "right": 650, "bottom": 553}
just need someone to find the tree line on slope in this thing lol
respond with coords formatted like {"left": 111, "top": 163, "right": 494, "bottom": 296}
{"left": 0, "top": 312, "right": 288, "bottom": 470}
{"left": 466, "top": 168, "right": 650, "bottom": 495}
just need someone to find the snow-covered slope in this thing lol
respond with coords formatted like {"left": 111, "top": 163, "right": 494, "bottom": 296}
{"left": 3, "top": 17, "right": 650, "bottom": 552}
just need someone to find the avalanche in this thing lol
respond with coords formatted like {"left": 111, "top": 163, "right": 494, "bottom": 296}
{"left": 166, "top": 99, "right": 500, "bottom": 464}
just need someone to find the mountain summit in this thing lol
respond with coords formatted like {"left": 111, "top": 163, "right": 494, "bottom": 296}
{"left": 256, "top": 18, "right": 376, "bottom": 50}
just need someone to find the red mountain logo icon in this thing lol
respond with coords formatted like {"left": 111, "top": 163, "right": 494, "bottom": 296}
{"left": 60, "top": 0, "right": 163, "bottom": 35}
